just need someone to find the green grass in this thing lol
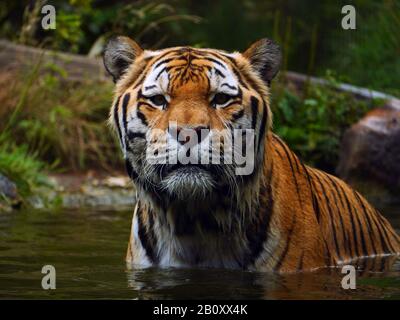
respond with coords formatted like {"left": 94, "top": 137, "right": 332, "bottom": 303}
{"left": 0, "top": 59, "right": 120, "bottom": 203}
{"left": 0, "top": 137, "right": 49, "bottom": 199}
{"left": 0, "top": 62, "right": 121, "bottom": 173}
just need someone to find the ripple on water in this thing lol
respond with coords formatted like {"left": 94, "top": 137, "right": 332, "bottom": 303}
{"left": 0, "top": 206, "right": 399, "bottom": 299}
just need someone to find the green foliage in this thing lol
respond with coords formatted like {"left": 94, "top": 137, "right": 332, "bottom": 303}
{"left": 327, "top": 0, "right": 400, "bottom": 97}
{"left": 50, "top": 9, "right": 83, "bottom": 52}
{"left": 0, "top": 137, "right": 49, "bottom": 198}
{"left": 109, "top": 1, "right": 201, "bottom": 48}
{"left": 1, "top": 0, "right": 398, "bottom": 95}
{"left": 271, "top": 72, "right": 377, "bottom": 172}
{"left": 35, "top": 0, "right": 201, "bottom": 53}
{"left": 0, "top": 59, "right": 50, "bottom": 199}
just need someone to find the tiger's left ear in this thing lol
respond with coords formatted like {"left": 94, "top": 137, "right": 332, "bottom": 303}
{"left": 243, "top": 38, "right": 282, "bottom": 85}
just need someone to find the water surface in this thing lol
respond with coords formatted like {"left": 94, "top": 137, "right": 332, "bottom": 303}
{"left": 0, "top": 206, "right": 399, "bottom": 299}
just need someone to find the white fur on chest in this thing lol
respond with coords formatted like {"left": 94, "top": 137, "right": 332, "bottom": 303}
{"left": 129, "top": 208, "right": 250, "bottom": 269}
{"left": 128, "top": 194, "right": 279, "bottom": 270}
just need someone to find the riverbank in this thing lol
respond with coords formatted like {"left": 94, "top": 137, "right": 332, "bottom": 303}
{"left": 0, "top": 171, "right": 135, "bottom": 212}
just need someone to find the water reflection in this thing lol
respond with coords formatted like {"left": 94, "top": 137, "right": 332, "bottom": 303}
{"left": 126, "top": 255, "right": 400, "bottom": 299}
{"left": 0, "top": 206, "right": 399, "bottom": 299}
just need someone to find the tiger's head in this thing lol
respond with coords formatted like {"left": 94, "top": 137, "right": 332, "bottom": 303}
{"left": 104, "top": 37, "right": 281, "bottom": 203}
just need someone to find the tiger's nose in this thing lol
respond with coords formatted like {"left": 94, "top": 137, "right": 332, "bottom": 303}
{"left": 175, "top": 125, "right": 210, "bottom": 145}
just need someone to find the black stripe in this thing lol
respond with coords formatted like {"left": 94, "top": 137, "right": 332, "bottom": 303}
{"left": 215, "top": 68, "right": 226, "bottom": 78}
{"left": 137, "top": 208, "right": 159, "bottom": 264}
{"left": 244, "top": 161, "right": 274, "bottom": 268}
{"left": 144, "top": 85, "right": 156, "bottom": 90}
{"left": 133, "top": 51, "right": 187, "bottom": 91}
{"left": 299, "top": 162, "right": 320, "bottom": 224}
{"left": 137, "top": 110, "right": 148, "bottom": 126}
{"left": 370, "top": 209, "right": 391, "bottom": 253}
{"left": 231, "top": 109, "right": 244, "bottom": 121}
{"left": 274, "top": 215, "right": 296, "bottom": 271}
{"left": 273, "top": 135, "right": 304, "bottom": 212}
{"left": 338, "top": 183, "right": 361, "bottom": 258}
{"left": 231, "top": 67, "right": 249, "bottom": 89}
{"left": 125, "top": 159, "right": 138, "bottom": 180}
{"left": 354, "top": 207, "right": 369, "bottom": 257}
{"left": 141, "top": 51, "right": 183, "bottom": 77}
{"left": 199, "top": 56, "right": 227, "bottom": 69}
{"left": 137, "top": 101, "right": 158, "bottom": 110}
{"left": 257, "top": 101, "right": 268, "bottom": 152}
{"left": 199, "top": 50, "right": 259, "bottom": 92}
{"left": 198, "top": 50, "right": 231, "bottom": 64}
{"left": 132, "top": 72, "right": 147, "bottom": 90}
{"left": 324, "top": 174, "right": 354, "bottom": 258}
{"left": 137, "top": 89, "right": 144, "bottom": 99}
{"left": 127, "top": 131, "right": 146, "bottom": 141}
{"left": 273, "top": 142, "right": 285, "bottom": 160}
{"left": 221, "top": 53, "right": 263, "bottom": 92}
{"left": 297, "top": 251, "right": 305, "bottom": 271}
{"left": 353, "top": 191, "right": 378, "bottom": 255}
{"left": 121, "top": 93, "right": 131, "bottom": 138}
{"left": 321, "top": 174, "right": 350, "bottom": 258}
{"left": 312, "top": 172, "right": 343, "bottom": 262}
{"left": 374, "top": 210, "right": 397, "bottom": 252}
{"left": 153, "top": 56, "right": 183, "bottom": 69}
{"left": 250, "top": 96, "right": 259, "bottom": 130}
{"left": 312, "top": 192, "right": 322, "bottom": 225}
{"left": 113, "top": 96, "right": 122, "bottom": 144}
{"left": 374, "top": 210, "right": 400, "bottom": 243}
{"left": 324, "top": 239, "right": 333, "bottom": 266}
{"left": 291, "top": 151, "right": 301, "bottom": 172}
{"left": 221, "top": 83, "right": 237, "bottom": 91}
{"left": 155, "top": 66, "right": 167, "bottom": 80}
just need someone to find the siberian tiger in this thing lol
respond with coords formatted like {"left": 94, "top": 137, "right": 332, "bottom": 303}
{"left": 103, "top": 36, "right": 400, "bottom": 272}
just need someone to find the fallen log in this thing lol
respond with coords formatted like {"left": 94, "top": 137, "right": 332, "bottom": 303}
{"left": 0, "top": 39, "right": 109, "bottom": 82}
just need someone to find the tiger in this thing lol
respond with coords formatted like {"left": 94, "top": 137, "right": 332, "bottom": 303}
{"left": 103, "top": 36, "right": 400, "bottom": 272}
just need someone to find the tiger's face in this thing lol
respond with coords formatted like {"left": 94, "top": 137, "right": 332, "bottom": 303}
{"left": 104, "top": 37, "right": 281, "bottom": 201}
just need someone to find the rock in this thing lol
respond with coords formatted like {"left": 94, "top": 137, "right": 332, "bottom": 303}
{"left": 29, "top": 173, "right": 136, "bottom": 210}
{"left": 0, "top": 173, "right": 21, "bottom": 211}
{"left": 102, "top": 176, "right": 131, "bottom": 188}
{"left": 0, "top": 173, "right": 18, "bottom": 200}
{"left": 337, "top": 107, "right": 400, "bottom": 204}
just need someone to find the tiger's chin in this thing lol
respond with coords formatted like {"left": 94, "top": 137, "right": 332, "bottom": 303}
{"left": 160, "top": 165, "right": 215, "bottom": 200}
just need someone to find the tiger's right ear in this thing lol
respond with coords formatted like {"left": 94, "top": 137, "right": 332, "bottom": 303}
{"left": 103, "top": 36, "right": 143, "bottom": 83}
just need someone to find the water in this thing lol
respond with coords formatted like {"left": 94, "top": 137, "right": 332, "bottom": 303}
{"left": 0, "top": 206, "right": 399, "bottom": 299}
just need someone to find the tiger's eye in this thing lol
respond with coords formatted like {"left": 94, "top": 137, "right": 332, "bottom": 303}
{"left": 212, "top": 93, "right": 231, "bottom": 106}
{"left": 149, "top": 95, "right": 167, "bottom": 106}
